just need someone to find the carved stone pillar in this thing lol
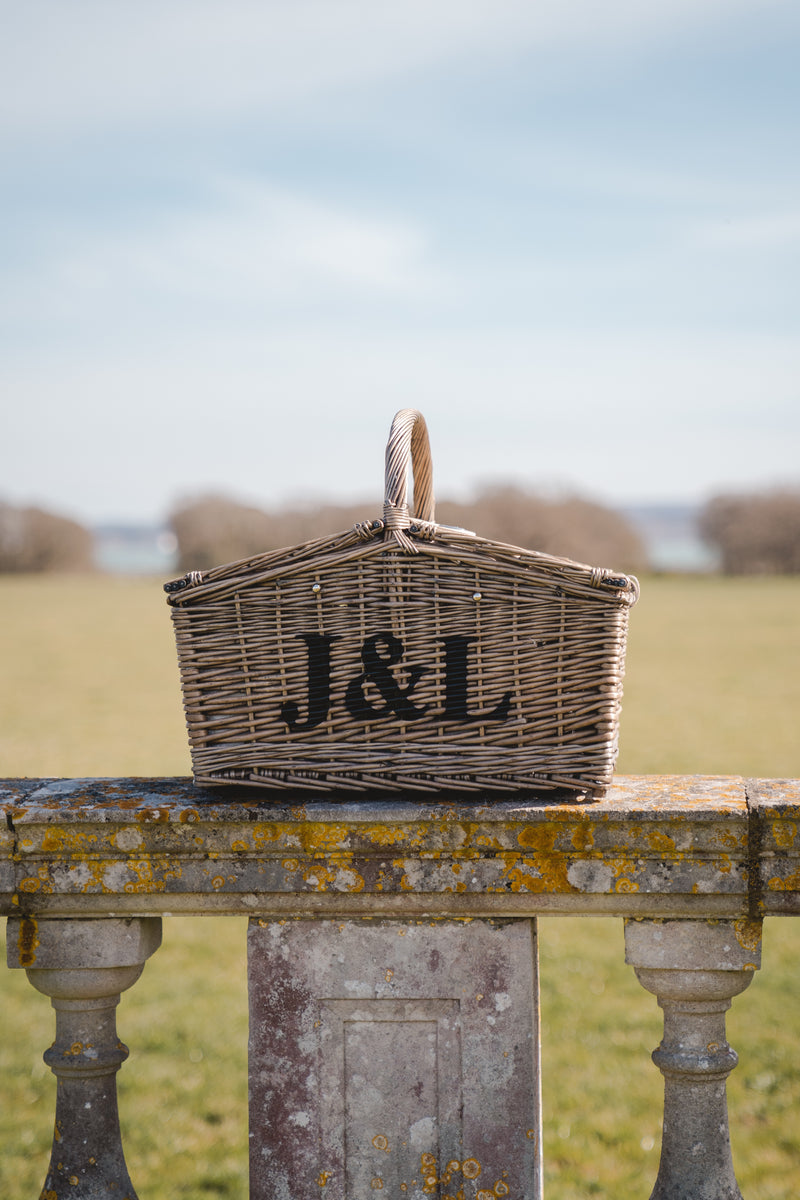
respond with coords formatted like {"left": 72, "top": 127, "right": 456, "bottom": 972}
{"left": 6, "top": 915, "right": 162, "bottom": 1200}
{"left": 248, "top": 917, "right": 541, "bottom": 1200}
{"left": 625, "top": 918, "right": 762, "bottom": 1200}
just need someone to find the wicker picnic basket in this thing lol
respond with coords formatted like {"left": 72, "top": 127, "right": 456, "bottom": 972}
{"left": 165, "top": 409, "right": 639, "bottom": 795}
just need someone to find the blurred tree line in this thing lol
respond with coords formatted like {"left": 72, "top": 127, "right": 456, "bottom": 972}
{"left": 699, "top": 488, "right": 800, "bottom": 575}
{"left": 3, "top": 486, "right": 799, "bottom": 575}
{"left": 0, "top": 503, "right": 94, "bottom": 572}
{"left": 169, "top": 487, "right": 647, "bottom": 573}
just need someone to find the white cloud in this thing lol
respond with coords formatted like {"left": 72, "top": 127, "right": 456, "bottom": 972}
{"left": 3, "top": 0, "right": 795, "bottom": 138}
{"left": 0, "top": 179, "right": 445, "bottom": 329}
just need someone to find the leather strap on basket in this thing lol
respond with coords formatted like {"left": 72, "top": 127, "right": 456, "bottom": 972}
{"left": 384, "top": 409, "right": 435, "bottom": 550}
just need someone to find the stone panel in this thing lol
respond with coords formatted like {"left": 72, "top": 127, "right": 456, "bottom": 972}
{"left": 248, "top": 917, "right": 540, "bottom": 1200}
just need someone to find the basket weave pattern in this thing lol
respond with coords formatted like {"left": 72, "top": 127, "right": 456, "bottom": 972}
{"left": 167, "top": 411, "right": 638, "bottom": 794}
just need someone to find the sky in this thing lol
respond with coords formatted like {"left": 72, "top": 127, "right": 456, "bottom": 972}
{"left": 2, "top": 0, "right": 799, "bottom": 525}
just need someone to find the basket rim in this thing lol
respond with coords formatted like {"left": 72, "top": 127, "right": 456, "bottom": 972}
{"left": 165, "top": 519, "right": 639, "bottom": 609}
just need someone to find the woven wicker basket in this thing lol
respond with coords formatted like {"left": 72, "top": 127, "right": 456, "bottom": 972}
{"left": 165, "top": 409, "right": 639, "bottom": 795}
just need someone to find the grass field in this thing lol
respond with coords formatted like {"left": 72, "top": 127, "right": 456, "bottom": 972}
{"left": 1, "top": 573, "right": 799, "bottom": 1198}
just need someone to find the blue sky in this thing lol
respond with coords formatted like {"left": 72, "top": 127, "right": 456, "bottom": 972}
{"left": 2, "top": 0, "right": 799, "bottom": 524}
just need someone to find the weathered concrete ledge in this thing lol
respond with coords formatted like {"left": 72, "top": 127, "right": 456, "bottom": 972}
{"left": 1, "top": 776, "right": 798, "bottom": 918}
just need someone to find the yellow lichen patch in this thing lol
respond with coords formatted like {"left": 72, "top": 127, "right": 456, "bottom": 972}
{"left": 68, "top": 853, "right": 183, "bottom": 895}
{"left": 715, "top": 853, "right": 733, "bottom": 875}
{"left": 137, "top": 807, "right": 171, "bottom": 823}
{"left": 610, "top": 858, "right": 640, "bottom": 893}
{"left": 374, "top": 865, "right": 398, "bottom": 892}
{"left": 570, "top": 824, "right": 595, "bottom": 853}
{"left": 473, "top": 834, "right": 504, "bottom": 850}
{"left": 119, "top": 858, "right": 173, "bottom": 894}
{"left": 77, "top": 860, "right": 117, "bottom": 893}
{"left": 712, "top": 828, "right": 742, "bottom": 851}
{"left": 300, "top": 824, "right": 351, "bottom": 854}
{"left": 372, "top": 1135, "right": 389, "bottom": 1152}
{"left": 423, "top": 1173, "right": 438, "bottom": 1193}
{"left": 766, "top": 864, "right": 800, "bottom": 893}
{"left": 497, "top": 858, "right": 541, "bottom": 894}
{"left": 41, "top": 827, "right": 100, "bottom": 853}
{"left": 449, "top": 849, "right": 482, "bottom": 864}
{"left": 771, "top": 821, "right": 797, "bottom": 850}
{"left": 462, "top": 1159, "right": 481, "bottom": 1180}
{"left": 392, "top": 861, "right": 415, "bottom": 892}
{"left": 645, "top": 829, "right": 676, "bottom": 854}
{"left": 517, "top": 825, "right": 559, "bottom": 854}
{"left": 497, "top": 851, "right": 575, "bottom": 895}
{"left": 371, "top": 1179, "right": 384, "bottom": 1190}
{"left": 250, "top": 823, "right": 286, "bottom": 849}
{"left": 494, "top": 1182, "right": 510, "bottom": 1195}
{"left": 317, "top": 1172, "right": 332, "bottom": 1188}
{"left": 17, "top": 915, "right": 39, "bottom": 967}
{"left": 361, "top": 824, "right": 427, "bottom": 849}
{"left": 301, "top": 865, "right": 340, "bottom": 892}
{"left": 231, "top": 840, "right": 250, "bottom": 853}
{"left": 336, "top": 867, "right": 366, "bottom": 893}
{"left": 18, "top": 864, "right": 54, "bottom": 894}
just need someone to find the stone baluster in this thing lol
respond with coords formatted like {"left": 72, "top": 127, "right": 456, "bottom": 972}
{"left": 624, "top": 918, "right": 762, "bottom": 1200}
{"left": 6, "top": 915, "right": 161, "bottom": 1200}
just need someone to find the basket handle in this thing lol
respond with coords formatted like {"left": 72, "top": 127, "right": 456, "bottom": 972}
{"left": 384, "top": 409, "right": 435, "bottom": 539}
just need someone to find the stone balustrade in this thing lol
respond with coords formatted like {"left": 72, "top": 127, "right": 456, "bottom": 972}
{"left": 2, "top": 775, "right": 799, "bottom": 1199}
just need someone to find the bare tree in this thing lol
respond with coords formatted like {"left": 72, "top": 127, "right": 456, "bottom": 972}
{"left": 0, "top": 503, "right": 94, "bottom": 572}
{"left": 699, "top": 488, "right": 800, "bottom": 574}
{"left": 438, "top": 486, "right": 645, "bottom": 571}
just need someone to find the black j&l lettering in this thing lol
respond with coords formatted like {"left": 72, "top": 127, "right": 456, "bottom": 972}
{"left": 280, "top": 632, "right": 513, "bottom": 730}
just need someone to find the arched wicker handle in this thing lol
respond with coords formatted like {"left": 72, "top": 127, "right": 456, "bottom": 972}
{"left": 384, "top": 409, "right": 435, "bottom": 534}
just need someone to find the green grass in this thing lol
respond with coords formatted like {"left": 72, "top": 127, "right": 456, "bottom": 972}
{"left": 1, "top": 573, "right": 799, "bottom": 1199}
{"left": 617, "top": 575, "right": 800, "bottom": 777}
{"left": 0, "top": 574, "right": 189, "bottom": 777}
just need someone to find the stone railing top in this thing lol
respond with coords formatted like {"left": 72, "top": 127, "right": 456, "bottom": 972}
{"left": 1, "top": 775, "right": 798, "bottom": 918}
